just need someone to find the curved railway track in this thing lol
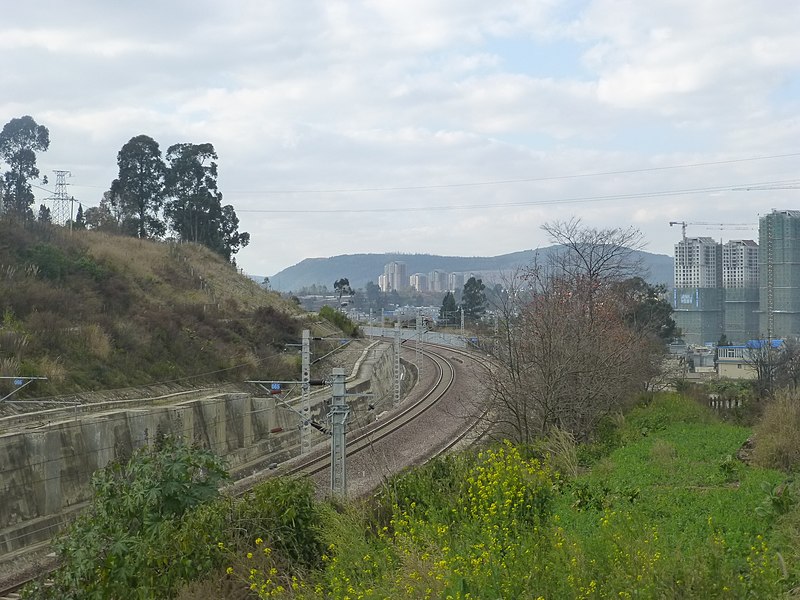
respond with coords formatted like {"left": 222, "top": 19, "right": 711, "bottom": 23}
{"left": 0, "top": 343, "right": 490, "bottom": 598}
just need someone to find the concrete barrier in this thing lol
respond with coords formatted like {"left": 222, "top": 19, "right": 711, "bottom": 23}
{"left": 0, "top": 340, "right": 410, "bottom": 556}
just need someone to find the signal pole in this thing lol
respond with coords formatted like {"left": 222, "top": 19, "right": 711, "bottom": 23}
{"left": 415, "top": 310, "right": 423, "bottom": 380}
{"left": 394, "top": 322, "right": 401, "bottom": 407}
{"left": 300, "top": 329, "right": 311, "bottom": 454}
{"left": 329, "top": 368, "right": 349, "bottom": 497}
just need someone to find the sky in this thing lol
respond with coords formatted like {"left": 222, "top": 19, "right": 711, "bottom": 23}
{"left": 3, "top": 0, "right": 800, "bottom": 277}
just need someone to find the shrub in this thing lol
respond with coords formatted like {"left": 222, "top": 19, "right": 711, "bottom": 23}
{"left": 753, "top": 391, "right": 800, "bottom": 472}
{"left": 319, "top": 305, "right": 360, "bottom": 337}
{"left": 25, "top": 437, "right": 229, "bottom": 599}
{"left": 234, "top": 477, "right": 324, "bottom": 567}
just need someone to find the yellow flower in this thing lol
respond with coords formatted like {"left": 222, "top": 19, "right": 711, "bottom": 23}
{"left": 247, "top": 552, "right": 253, "bottom": 559}
{"left": 226, "top": 567, "right": 234, "bottom": 575}
{"left": 255, "top": 537, "right": 263, "bottom": 545}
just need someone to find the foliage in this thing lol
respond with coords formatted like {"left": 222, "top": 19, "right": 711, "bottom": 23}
{"left": 363, "top": 281, "right": 386, "bottom": 311}
{"left": 439, "top": 290, "right": 457, "bottom": 325}
{"left": 26, "top": 437, "right": 229, "bottom": 599}
{"left": 616, "top": 276, "right": 678, "bottom": 341}
{"left": 110, "top": 134, "right": 167, "bottom": 239}
{"left": 161, "top": 142, "right": 249, "bottom": 261}
{"left": 240, "top": 410, "right": 788, "bottom": 599}
{"left": 0, "top": 115, "right": 50, "bottom": 219}
{"left": 333, "top": 277, "right": 352, "bottom": 305}
{"left": 234, "top": 477, "right": 324, "bottom": 567}
{"left": 319, "top": 305, "right": 359, "bottom": 337}
{"left": 460, "top": 276, "right": 486, "bottom": 322}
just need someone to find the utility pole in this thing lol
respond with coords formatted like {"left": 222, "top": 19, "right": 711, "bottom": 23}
{"left": 300, "top": 329, "right": 311, "bottom": 454}
{"left": 381, "top": 308, "right": 385, "bottom": 337}
{"left": 460, "top": 306, "right": 465, "bottom": 338}
{"left": 329, "top": 368, "right": 349, "bottom": 497}
{"left": 394, "top": 322, "right": 401, "bottom": 407}
{"left": 50, "top": 170, "right": 71, "bottom": 226}
{"left": 415, "top": 310, "right": 423, "bottom": 380}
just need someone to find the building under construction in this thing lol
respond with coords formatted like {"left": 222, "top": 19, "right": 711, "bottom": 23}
{"left": 759, "top": 209, "right": 800, "bottom": 339}
{"left": 672, "top": 210, "right": 800, "bottom": 345}
{"left": 722, "top": 239, "right": 760, "bottom": 342}
{"left": 672, "top": 236, "right": 724, "bottom": 346}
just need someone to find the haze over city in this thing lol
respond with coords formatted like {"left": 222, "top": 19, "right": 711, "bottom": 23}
{"left": 4, "top": 1, "right": 799, "bottom": 276}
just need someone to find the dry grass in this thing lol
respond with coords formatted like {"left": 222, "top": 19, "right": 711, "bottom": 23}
{"left": 753, "top": 391, "right": 800, "bottom": 472}
{"left": 82, "top": 324, "right": 112, "bottom": 359}
{"left": 544, "top": 426, "right": 579, "bottom": 478}
{"left": 0, "top": 219, "right": 306, "bottom": 396}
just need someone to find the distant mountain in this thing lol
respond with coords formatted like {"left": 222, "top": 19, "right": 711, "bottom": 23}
{"left": 267, "top": 248, "right": 673, "bottom": 292}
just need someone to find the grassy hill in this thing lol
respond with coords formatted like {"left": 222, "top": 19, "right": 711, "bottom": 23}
{"left": 0, "top": 219, "right": 308, "bottom": 400}
{"left": 268, "top": 248, "right": 674, "bottom": 292}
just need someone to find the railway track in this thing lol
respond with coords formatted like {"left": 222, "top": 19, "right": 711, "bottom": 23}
{"left": 0, "top": 343, "right": 490, "bottom": 598}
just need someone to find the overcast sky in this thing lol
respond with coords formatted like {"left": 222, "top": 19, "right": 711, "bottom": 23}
{"left": 4, "top": 1, "right": 800, "bottom": 277}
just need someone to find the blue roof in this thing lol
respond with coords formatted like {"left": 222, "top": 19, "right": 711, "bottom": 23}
{"left": 744, "top": 339, "right": 784, "bottom": 349}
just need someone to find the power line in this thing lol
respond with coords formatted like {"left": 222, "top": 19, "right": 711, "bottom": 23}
{"left": 227, "top": 151, "right": 800, "bottom": 195}
{"left": 33, "top": 151, "right": 800, "bottom": 200}
{"left": 235, "top": 178, "right": 800, "bottom": 214}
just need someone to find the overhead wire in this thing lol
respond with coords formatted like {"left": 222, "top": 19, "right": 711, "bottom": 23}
{"left": 234, "top": 178, "right": 800, "bottom": 214}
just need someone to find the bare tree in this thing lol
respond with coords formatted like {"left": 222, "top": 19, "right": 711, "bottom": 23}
{"left": 542, "top": 218, "right": 645, "bottom": 318}
{"left": 742, "top": 338, "right": 800, "bottom": 397}
{"left": 485, "top": 220, "right": 662, "bottom": 443}
{"left": 776, "top": 338, "right": 800, "bottom": 391}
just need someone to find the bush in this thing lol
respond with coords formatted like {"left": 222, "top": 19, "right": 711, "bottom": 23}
{"left": 25, "top": 437, "right": 229, "bottom": 599}
{"left": 753, "top": 391, "right": 800, "bottom": 472}
{"left": 234, "top": 477, "right": 324, "bottom": 567}
{"left": 319, "top": 305, "right": 360, "bottom": 337}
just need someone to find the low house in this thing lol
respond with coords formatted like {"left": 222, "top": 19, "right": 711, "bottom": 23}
{"left": 717, "top": 339, "right": 784, "bottom": 380}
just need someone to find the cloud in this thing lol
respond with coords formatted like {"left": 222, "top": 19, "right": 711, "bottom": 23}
{"left": 1, "top": 1, "right": 798, "bottom": 277}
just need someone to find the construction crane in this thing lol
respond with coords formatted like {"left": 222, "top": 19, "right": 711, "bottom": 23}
{"left": 669, "top": 221, "right": 755, "bottom": 240}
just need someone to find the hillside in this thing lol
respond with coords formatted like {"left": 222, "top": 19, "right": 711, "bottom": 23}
{"left": 268, "top": 248, "right": 674, "bottom": 292}
{"left": 0, "top": 219, "right": 308, "bottom": 400}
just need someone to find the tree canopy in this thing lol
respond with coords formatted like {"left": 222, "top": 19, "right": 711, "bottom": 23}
{"left": 110, "top": 135, "right": 167, "bottom": 239}
{"left": 461, "top": 276, "right": 487, "bottom": 322}
{"left": 0, "top": 115, "right": 50, "bottom": 219}
{"left": 101, "top": 135, "right": 249, "bottom": 261}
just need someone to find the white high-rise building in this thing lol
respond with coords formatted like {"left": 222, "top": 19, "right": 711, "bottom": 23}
{"left": 673, "top": 237, "right": 723, "bottom": 345}
{"left": 409, "top": 273, "right": 428, "bottom": 292}
{"left": 428, "top": 270, "right": 448, "bottom": 293}
{"left": 674, "top": 237, "right": 722, "bottom": 288}
{"left": 722, "top": 240, "right": 759, "bottom": 288}
{"left": 448, "top": 272, "right": 465, "bottom": 292}
{"left": 381, "top": 261, "right": 408, "bottom": 292}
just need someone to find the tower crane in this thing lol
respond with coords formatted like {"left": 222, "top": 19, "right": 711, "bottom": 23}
{"left": 669, "top": 221, "right": 755, "bottom": 240}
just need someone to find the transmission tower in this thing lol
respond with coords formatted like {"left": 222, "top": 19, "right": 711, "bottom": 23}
{"left": 50, "top": 170, "right": 72, "bottom": 225}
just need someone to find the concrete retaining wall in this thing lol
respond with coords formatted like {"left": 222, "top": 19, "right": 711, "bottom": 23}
{"left": 0, "top": 340, "right": 409, "bottom": 556}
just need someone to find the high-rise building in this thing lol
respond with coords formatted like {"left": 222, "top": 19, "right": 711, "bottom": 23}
{"left": 759, "top": 209, "right": 800, "bottom": 339}
{"left": 381, "top": 261, "right": 408, "bottom": 292}
{"left": 428, "top": 270, "right": 448, "bottom": 293}
{"left": 672, "top": 237, "right": 723, "bottom": 345}
{"left": 448, "top": 272, "right": 465, "bottom": 293}
{"left": 722, "top": 240, "right": 759, "bottom": 343}
{"left": 409, "top": 273, "right": 428, "bottom": 292}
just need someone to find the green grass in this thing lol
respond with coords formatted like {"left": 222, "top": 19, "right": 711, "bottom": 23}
{"left": 36, "top": 393, "right": 797, "bottom": 598}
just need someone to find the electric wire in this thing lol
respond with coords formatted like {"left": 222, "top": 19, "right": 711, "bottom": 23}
{"left": 226, "top": 151, "right": 800, "bottom": 194}
{"left": 234, "top": 178, "right": 800, "bottom": 214}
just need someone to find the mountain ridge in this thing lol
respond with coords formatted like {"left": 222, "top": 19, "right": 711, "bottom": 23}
{"left": 267, "top": 247, "right": 674, "bottom": 292}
